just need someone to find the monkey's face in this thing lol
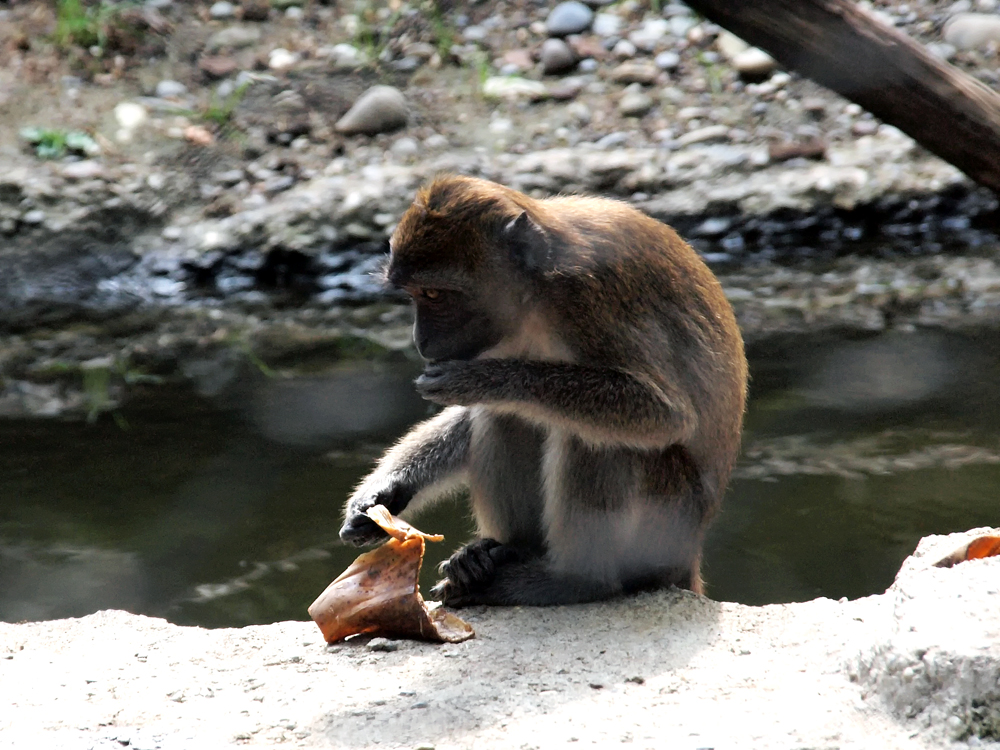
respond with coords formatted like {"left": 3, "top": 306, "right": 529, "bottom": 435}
{"left": 409, "top": 286, "right": 503, "bottom": 362}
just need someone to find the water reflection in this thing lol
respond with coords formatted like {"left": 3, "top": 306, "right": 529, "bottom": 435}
{"left": 1, "top": 331, "right": 998, "bottom": 627}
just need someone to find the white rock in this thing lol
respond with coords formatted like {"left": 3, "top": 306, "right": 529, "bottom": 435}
{"left": 61, "top": 160, "right": 104, "bottom": 180}
{"left": 591, "top": 13, "right": 621, "bottom": 37}
{"left": 209, "top": 1, "right": 235, "bottom": 19}
{"left": 612, "top": 39, "right": 637, "bottom": 59}
{"left": 628, "top": 19, "right": 671, "bottom": 51}
{"left": 943, "top": 12, "right": 1000, "bottom": 49}
{"left": 676, "top": 124, "right": 730, "bottom": 146}
{"left": 155, "top": 80, "right": 188, "bottom": 99}
{"left": 482, "top": 77, "right": 549, "bottom": 101}
{"left": 619, "top": 89, "right": 654, "bottom": 117}
{"left": 335, "top": 85, "right": 409, "bottom": 135}
{"left": 268, "top": 48, "right": 300, "bottom": 71}
{"left": 731, "top": 47, "right": 777, "bottom": 78}
{"left": 114, "top": 102, "right": 148, "bottom": 130}
{"left": 716, "top": 30, "right": 750, "bottom": 60}
{"left": 655, "top": 51, "right": 681, "bottom": 70}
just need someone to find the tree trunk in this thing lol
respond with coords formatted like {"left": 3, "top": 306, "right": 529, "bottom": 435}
{"left": 684, "top": 0, "right": 1000, "bottom": 194}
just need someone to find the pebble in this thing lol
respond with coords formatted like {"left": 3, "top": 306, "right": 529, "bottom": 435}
{"left": 545, "top": 1, "right": 594, "bottom": 37}
{"left": 212, "top": 169, "right": 245, "bottom": 185}
{"left": 943, "top": 13, "right": 1000, "bottom": 49}
{"left": 114, "top": 102, "right": 148, "bottom": 130}
{"left": 199, "top": 55, "right": 238, "bottom": 78}
{"left": 852, "top": 119, "right": 880, "bottom": 137}
{"left": 731, "top": 47, "right": 777, "bottom": 78}
{"left": 463, "top": 25, "right": 488, "bottom": 42}
{"left": 628, "top": 18, "right": 670, "bottom": 51}
{"left": 324, "top": 43, "right": 363, "bottom": 71}
{"left": 609, "top": 61, "right": 659, "bottom": 85}
{"left": 284, "top": 6, "right": 301, "bottom": 19}
{"left": 802, "top": 97, "right": 827, "bottom": 116}
{"left": 61, "top": 160, "right": 104, "bottom": 180}
{"left": 655, "top": 50, "right": 680, "bottom": 70}
{"left": 424, "top": 133, "right": 449, "bottom": 149}
{"left": 207, "top": 25, "right": 261, "bottom": 51}
{"left": 592, "top": 13, "right": 621, "bottom": 37}
{"left": 676, "top": 124, "right": 730, "bottom": 146}
{"left": 482, "top": 76, "right": 549, "bottom": 101}
{"left": 335, "top": 85, "right": 408, "bottom": 135}
{"left": 209, "top": 1, "right": 235, "bottom": 19}
{"left": 716, "top": 30, "right": 750, "bottom": 60}
{"left": 22, "top": 209, "right": 45, "bottom": 225}
{"left": 501, "top": 48, "right": 534, "bottom": 71}
{"left": 619, "top": 88, "right": 654, "bottom": 117}
{"left": 612, "top": 39, "right": 637, "bottom": 59}
{"left": 390, "top": 137, "right": 419, "bottom": 158}
{"left": 541, "top": 38, "right": 576, "bottom": 75}
{"left": 268, "top": 47, "right": 299, "bottom": 70}
{"left": 926, "top": 42, "right": 957, "bottom": 60}
{"left": 241, "top": 0, "right": 270, "bottom": 21}
{"left": 155, "top": 80, "right": 188, "bottom": 99}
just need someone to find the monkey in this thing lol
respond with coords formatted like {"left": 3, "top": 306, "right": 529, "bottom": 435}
{"left": 339, "top": 175, "right": 748, "bottom": 607}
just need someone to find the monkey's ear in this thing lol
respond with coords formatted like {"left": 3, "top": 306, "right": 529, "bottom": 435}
{"left": 503, "top": 212, "right": 550, "bottom": 272}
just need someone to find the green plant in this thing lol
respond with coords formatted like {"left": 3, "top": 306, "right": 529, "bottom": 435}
{"left": 53, "top": 0, "right": 126, "bottom": 51}
{"left": 426, "top": 0, "right": 455, "bottom": 58}
{"left": 19, "top": 127, "right": 100, "bottom": 159}
{"left": 201, "top": 80, "right": 253, "bottom": 129}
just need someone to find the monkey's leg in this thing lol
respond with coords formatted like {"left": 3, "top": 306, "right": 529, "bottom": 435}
{"left": 340, "top": 406, "right": 471, "bottom": 546}
{"left": 416, "top": 360, "right": 696, "bottom": 449}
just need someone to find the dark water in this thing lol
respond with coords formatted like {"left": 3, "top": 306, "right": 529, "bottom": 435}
{"left": 2, "top": 330, "right": 998, "bottom": 627}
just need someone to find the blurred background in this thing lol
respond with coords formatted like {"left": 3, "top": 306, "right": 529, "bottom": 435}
{"left": 1, "top": 0, "right": 999, "bottom": 626}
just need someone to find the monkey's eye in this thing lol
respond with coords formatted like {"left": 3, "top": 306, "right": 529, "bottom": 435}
{"left": 420, "top": 289, "right": 442, "bottom": 302}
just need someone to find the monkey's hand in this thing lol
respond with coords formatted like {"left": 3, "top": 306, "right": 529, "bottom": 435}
{"left": 430, "top": 539, "right": 523, "bottom": 607}
{"left": 415, "top": 360, "right": 512, "bottom": 407}
{"left": 339, "top": 478, "right": 415, "bottom": 547}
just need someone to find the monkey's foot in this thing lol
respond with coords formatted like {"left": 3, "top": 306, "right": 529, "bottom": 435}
{"left": 430, "top": 538, "right": 521, "bottom": 607}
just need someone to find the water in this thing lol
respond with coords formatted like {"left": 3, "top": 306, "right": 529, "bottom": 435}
{"left": 1, "top": 330, "right": 998, "bottom": 627}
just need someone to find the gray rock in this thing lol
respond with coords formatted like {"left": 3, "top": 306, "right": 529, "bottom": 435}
{"left": 546, "top": 1, "right": 594, "bottom": 37}
{"left": 943, "top": 13, "right": 1000, "bottom": 49}
{"left": 609, "top": 61, "right": 659, "bottom": 85}
{"left": 541, "top": 38, "right": 576, "bottom": 75}
{"left": 207, "top": 25, "right": 261, "bottom": 51}
{"left": 926, "top": 42, "right": 957, "bottom": 60}
{"left": 155, "top": 80, "right": 188, "bottom": 98}
{"left": 577, "top": 58, "right": 598, "bottom": 73}
{"left": 22, "top": 209, "right": 45, "bottom": 225}
{"left": 619, "top": 89, "right": 654, "bottom": 117}
{"left": 366, "top": 638, "right": 399, "bottom": 653}
{"left": 591, "top": 12, "right": 621, "bottom": 37}
{"left": 655, "top": 50, "right": 681, "bottom": 70}
{"left": 209, "top": 1, "right": 235, "bottom": 19}
{"left": 390, "top": 136, "right": 419, "bottom": 157}
{"left": 731, "top": 47, "right": 777, "bottom": 78}
{"left": 335, "top": 85, "right": 408, "bottom": 136}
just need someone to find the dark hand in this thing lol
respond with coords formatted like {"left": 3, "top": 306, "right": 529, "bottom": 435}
{"left": 339, "top": 479, "right": 414, "bottom": 547}
{"left": 416, "top": 360, "right": 510, "bottom": 406}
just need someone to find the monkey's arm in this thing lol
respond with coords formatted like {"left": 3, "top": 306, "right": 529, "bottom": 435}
{"left": 339, "top": 405, "right": 471, "bottom": 546}
{"left": 416, "top": 360, "right": 695, "bottom": 449}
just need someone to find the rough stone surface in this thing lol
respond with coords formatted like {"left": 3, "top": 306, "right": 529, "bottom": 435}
{"left": 335, "top": 86, "right": 408, "bottom": 136}
{"left": 853, "top": 528, "right": 1000, "bottom": 745}
{"left": 2, "top": 530, "right": 995, "bottom": 749}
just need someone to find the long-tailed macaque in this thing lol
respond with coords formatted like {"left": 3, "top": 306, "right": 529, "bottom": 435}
{"left": 340, "top": 175, "right": 747, "bottom": 606}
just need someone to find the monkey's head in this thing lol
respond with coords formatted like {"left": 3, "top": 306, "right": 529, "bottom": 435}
{"left": 386, "top": 176, "right": 551, "bottom": 362}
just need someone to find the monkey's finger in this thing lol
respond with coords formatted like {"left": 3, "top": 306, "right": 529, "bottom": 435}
{"left": 339, "top": 516, "right": 390, "bottom": 546}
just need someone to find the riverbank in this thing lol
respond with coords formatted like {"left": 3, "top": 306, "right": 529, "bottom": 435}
{"left": 3, "top": 0, "right": 1000, "bottom": 418}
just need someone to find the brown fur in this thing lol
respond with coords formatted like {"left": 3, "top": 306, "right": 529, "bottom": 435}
{"left": 342, "top": 175, "right": 748, "bottom": 604}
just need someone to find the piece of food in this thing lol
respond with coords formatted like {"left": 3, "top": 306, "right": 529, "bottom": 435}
{"left": 934, "top": 535, "right": 1000, "bottom": 568}
{"left": 308, "top": 506, "right": 474, "bottom": 644}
